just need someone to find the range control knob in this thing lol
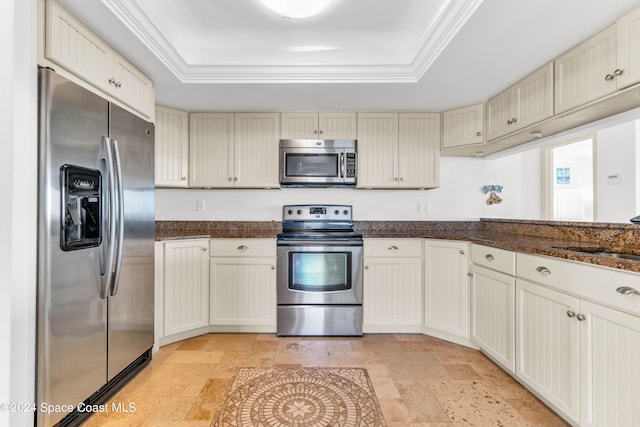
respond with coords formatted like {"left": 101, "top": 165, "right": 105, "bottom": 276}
{"left": 334, "top": 209, "right": 339, "bottom": 215}
{"left": 287, "top": 209, "right": 293, "bottom": 215}
{"left": 343, "top": 210, "right": 349, "bottom": 215}
{"left": 297, "top": 209, "right": 302, "bottom": 215}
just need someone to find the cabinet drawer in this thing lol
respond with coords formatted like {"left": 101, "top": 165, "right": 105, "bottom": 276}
{"left": 364, "top": 239, "right": 422, "bottom": 257}
{"left": 471, "top": 244, "right": 516, "bottom": 275}
{"left": 209, "top": 238, "right": 276, "bottom": 257}
{"left": 517, "top": 252, "right": 640, "bottom": 316}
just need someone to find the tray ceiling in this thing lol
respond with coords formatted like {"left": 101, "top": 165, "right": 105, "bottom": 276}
{"left": 99, "top": 0, "right": 483, "bottom": 83}
{"left": 57, "top": 0, "right": 640, "bottom": 111}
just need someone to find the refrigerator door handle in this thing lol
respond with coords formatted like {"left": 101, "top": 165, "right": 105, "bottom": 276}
{"left": 110, "top": 138, "right": 125, "bottom": 296}
{"left": 101, "top": 136, "right": 117, "bottom": 299}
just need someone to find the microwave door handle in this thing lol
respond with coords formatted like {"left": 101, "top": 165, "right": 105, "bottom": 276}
{"left": 340, "top": 152, "right": 345, "bottom": 178}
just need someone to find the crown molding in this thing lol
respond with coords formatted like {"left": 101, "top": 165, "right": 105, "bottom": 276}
{"left": 102, "top": 0, "right": 483, "bottom": 83}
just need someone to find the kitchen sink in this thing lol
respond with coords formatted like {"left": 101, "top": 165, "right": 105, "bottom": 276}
{"left": 551, "top": 246, "right": 640, "bottom": 262}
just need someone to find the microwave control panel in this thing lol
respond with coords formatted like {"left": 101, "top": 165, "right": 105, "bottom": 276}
{"left": 345, "top": 153, "right": 356, "bottom": 177}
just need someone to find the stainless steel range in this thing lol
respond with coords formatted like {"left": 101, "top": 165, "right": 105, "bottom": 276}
{"left": 277, "top": 204, "right": 363, "bottom": 336}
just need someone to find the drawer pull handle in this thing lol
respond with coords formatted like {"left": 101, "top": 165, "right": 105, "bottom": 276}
{"left": 566, "top": 310, "right": 576, "bottom": 318}
{"left": 576, "top": 313, "right": 586, "bottom": 321}
{"left": 616, "top": 286, "right": 640, "bottom": 297}
{"left": 536, "top": 266, "right": 551, "bottom": 275}
{"left": 485, "top": 254, "right": 495, "bottom": 262}
{"left": 365, "top": 265, "right": 369, "bottom": 270}
{"left": 388, "top": 245, "right": 399, "bottom": 251}
{"left": 460, "top": 250, "right": 465, "bottom": 255}
{"left": 237, "top": 245, "right": 249, "bottom": 251}
{"left": 271, "top": 265, "right": 276, "bottom": 270}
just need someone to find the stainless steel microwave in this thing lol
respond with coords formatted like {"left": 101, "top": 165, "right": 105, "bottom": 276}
{"left": 279, "top": 139, "right": 357, "bottom": 187}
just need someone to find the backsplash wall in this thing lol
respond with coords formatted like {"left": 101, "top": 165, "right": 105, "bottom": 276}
{"left": 155, "top": 155, "right": 541, "bottom": 221}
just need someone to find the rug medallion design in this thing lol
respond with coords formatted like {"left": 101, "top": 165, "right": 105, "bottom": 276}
{"left": 212, "top": 367, "right": 387, "bottom": 426}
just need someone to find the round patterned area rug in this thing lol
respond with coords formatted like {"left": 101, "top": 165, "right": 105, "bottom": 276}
{"left": 211, "top": 367, "right": 387, "bottom": 427}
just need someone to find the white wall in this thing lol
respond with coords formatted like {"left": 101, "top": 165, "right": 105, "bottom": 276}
{"left": 156, "top": 155, "right": 542, "bottom": 221}
{"left": 596, "top": 121, "right": 637, "bottom": 222}
{"left": 0, "top": 0, "right": 37, "bottom": 426}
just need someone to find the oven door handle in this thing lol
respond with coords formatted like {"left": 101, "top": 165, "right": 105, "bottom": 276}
{"left": 277, "top": 240, "right": 363, "bottom": 247}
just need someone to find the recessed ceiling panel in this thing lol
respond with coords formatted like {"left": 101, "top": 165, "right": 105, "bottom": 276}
{"left": 103, "top": 0, "right": 484, "bottom": 82}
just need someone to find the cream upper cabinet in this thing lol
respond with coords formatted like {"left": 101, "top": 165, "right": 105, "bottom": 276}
{"left": 423, "top": 240, "right": 470, "bottom": 343}
{"left": 155, "top": 106, "right": 189, "bottom": 187}
{"left": 555, "top": 25, "right": 618, "bottom": 114}
{"left": 486, "top": 62, "right": 554, "bottom": 140}
{"left": 616, "top": 5, "right": 640, "bottom": 89}
{"left": 234, "top": 113, "right": 280, "bottom": 188}
{"left": 45, "top": 0, "right": 154, "bottom": 120}
{"left": 189, "top": 113, "right": 235, "bottom": 188}
{"left": 281, "top": 112, "right": 356, "bottom": 139}
{"left": 357, "top": 113, "right": 440, "bottom": 189}
{"left": 442, "top": 103, "right": 484, "bottom": 149}
{"left": 189, "top": 113, "right": 279, "bottom": 188}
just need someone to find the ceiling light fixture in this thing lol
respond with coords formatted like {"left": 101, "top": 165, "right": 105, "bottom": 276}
{"left": 260, "top": 0, "right": 331, "bottom": 19}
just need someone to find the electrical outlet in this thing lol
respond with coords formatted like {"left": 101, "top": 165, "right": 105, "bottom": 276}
{"left": 417, "top": 203, "right": 429, "bottom": 214}
{"left": 196, "top": 200, "right": 206, "bottom": 212}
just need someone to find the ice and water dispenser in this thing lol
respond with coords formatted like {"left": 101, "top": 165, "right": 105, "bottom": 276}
{"left": 60, "top": 165, "right": 102, "bottom": 250}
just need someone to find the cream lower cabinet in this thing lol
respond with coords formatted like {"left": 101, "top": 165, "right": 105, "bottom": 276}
{"left": 470, "top": 244, "right": 516, "bottom": 373}
{"left": 580, "top": 300, "right": 640, "bottom": 426}
{"left": 516, "top": 279, "right": 580, "bottom": 424}
{"left": 209, "top": 239, "right": 277, "bottom": 332}
{"left": 158, "top": 239, "right": 210, "bottom": 345}
{"left": 357, "top": 113, "right": 440, "bottom": 189}
{"left": 363, "top": 239, "right": 423, "bottom": 332}
{"left": 423, "top": 240, "right": 470, "bottom": 345}
{"left": 516, "top": 251, "right": 640, "bottom": 426}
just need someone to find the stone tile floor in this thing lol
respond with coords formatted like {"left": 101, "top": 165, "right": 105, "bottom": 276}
{"left": 83, "top": 333, "right": 568, "bottom": 426}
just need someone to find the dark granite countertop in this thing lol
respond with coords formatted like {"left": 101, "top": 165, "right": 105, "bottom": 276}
{"left": 156, "top": 219, "right": 640, "bottom": 273}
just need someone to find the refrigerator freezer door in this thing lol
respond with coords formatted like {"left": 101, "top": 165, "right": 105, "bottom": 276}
{"left": 37, "top": 68, "right": 110, "bottom": 426}
{"left": 107, "top": 104, "right": 155, "bottom": 380}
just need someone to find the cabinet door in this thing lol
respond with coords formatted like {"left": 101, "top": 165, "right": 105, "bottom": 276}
{"left": 442, "top": 103, "right": 484, "bottom": 149}
{"left": 471, "top": 265, "right": 515, "bottom": 373}
{"left": 189, "top": 113, "right": 234, "bottom": 187}
{"left": 163, "top": 240, "right": 209, "bottom": 336}
{"left": 319, "top": 112, "right": 357, "bottom": 139}
{"left": 112, "top": 52, "right": 155, "bottom": 119}
{"left": 616, "top": 5, "right": 640, "bottom": 89}
{"left": 155, "top": 106, "right": 189, "bottom": 187}
{"left": 424, "top": 240, "right": 469, "bottom": 339}
{"left": 486, "top": 86, "right": 515, "bottom": 140}
{"left": 514, "top": 62, "right": 554, "bottom": 130}
{"left": 516, "top": 279, "right": 580, "bottom": 423}
{"left": 580, "top": 300, "right": 640, "bottom": 427}
{"left": 555, "top": 25, "right": 617, "bottom": 114}
{"left": 234, "top": 113, "right": 280, "bottom": 188}
{"left": 398, "top": 113, "right": 440, "bottom": 188}
{"left": 356, "top": 113, "right": 399, "bottom": 188}
{"left": 46, "top": 0, "right": 113, "bottom": 94}
{"left": 210, "top": 257, "right": 276, "bottom": 327}
{"left": 280, "top": 112, "right": 319, "bottom": 139}
{"left": 363, "top": 256, "right": 422, "bottom": 332}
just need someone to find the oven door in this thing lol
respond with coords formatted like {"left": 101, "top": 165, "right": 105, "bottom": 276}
{"left": 277, "top": 241, "right": 363, "bottom": 305}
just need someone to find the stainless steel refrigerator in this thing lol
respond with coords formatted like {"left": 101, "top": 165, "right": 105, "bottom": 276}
{"left": 36, "top": 68, "right": 154, "bottom": 426}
